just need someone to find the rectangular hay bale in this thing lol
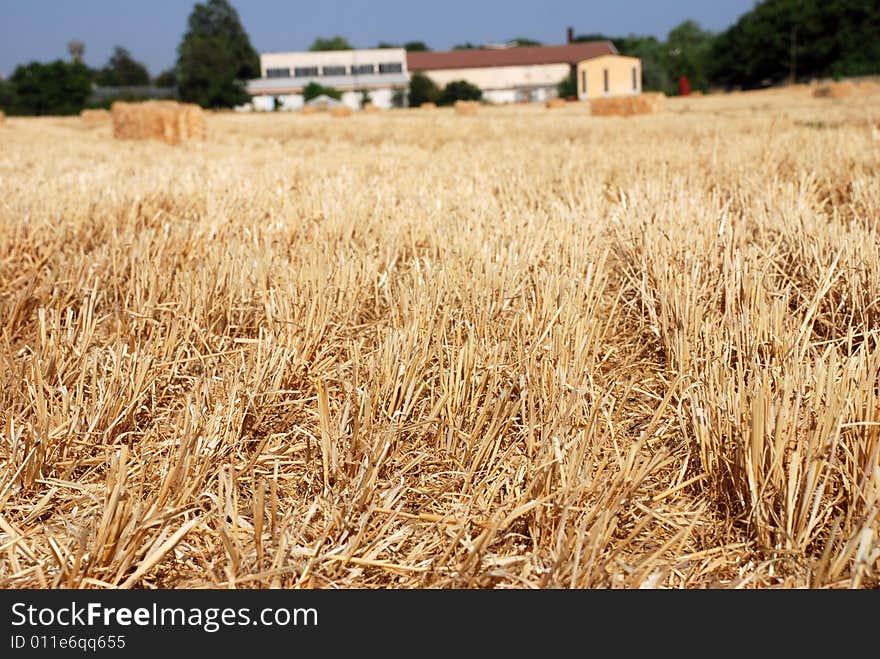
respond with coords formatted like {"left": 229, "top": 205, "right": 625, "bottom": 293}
{"left": 454, "top": 100, "right": 479, "bottom": 115}
{"left": 546, "top": 98, "right": 567, "bottom": 109}
{"left": 420, "top": 102, "right": 437, "bottom": 109}
{"left": 330, "top": 106, "right": 353, "bottom": 118}
{"left": 111, "top": 100, "right": 206, "bottom": 145}
{"left": 590, "top": 92, "right": 665, "bottom": 117}
{"left": 812, "top": 82, "right": 855, "bottom": 99}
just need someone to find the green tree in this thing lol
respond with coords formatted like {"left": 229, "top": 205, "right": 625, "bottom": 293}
{"left": 0, "top": 79, "right": 18, "bottom": 113}
{"left": 710, "top": 0, "right": 880, "bottom": 88}
{"left": 309, "top": 36, "right": 354, "bottom": 51}
{"left": 664, "top": 21, "right": 714, "bottom": 93}
{"left": 154, "top": 69, "right": 178, "bottom": 88}
{"left": 176, "top": 0, "right": 260, "bottom": 108}
{"left": 509, "top": 37, "right": 542, "bottom": 47}
{"left": 557, "top": 70, "right": 577, "bottom": 98}
{"left": 438, "top": 80, "right": 482, "bottom": 105}
{"left": 303, "top": 82, "right": 342, "bottom": 101}
{"left": 617, "top": 35, "right": 671, "bottom": 93}
{"left": 453, "top": 42, "right": 478, "bottom": 50}
{"left": 95, "top": 47, "right": 151, "bottom": 87}
{"left": 404, "top": 41, "right": 430, "bottom": 52}
{"left": 8, "top": 60, "right": 93, "bottom": 115}
{"left": 376, "top": 41, "right": 398, "bottom": 49}
{"left": 408, "top": 72, "right": 440, "bottom": 106}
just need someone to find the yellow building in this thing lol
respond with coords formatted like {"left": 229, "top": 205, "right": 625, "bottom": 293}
{"left": 407, "top": 40, "right": 642, "bottom": 104}
{"left": 577, "top": 54, "right": 642, "bottom": 100}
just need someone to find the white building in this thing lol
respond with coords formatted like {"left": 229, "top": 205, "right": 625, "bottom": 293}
{"left": 247, "top": 48, "right": 409, "bottom": 111}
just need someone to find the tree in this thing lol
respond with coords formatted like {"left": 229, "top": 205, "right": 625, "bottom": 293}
{"left": 176, "top": 0, "right": 260, "bottom": 108}
{"left": 404, "top": 41, "right": 430, "bottom": 52}
{"left": 408, "top": 72, "right": 440, "bottom": 106}
{"left": 709, "top": 0, "right": 880, "bottom": 88}
{"left": 309, "top": 36, "right": 354, "bottom": 51}
{"left": 360, "top": 89, "right": 372, "bottom": 108}
{"left": 453, "top": 42, "right": 478, "bottom": 50}
{"left": 438, "top": 80, "right": 482, "bottom": 105}
{"left": 0, "top": 79, "right": 18, "bottom": 113}
{"left": 376, "top": 41, "right": 398, "bottom": 49}
{"left": 558, "top": 71, "right": 577, "bottom": 98}
{"left": 95, "top": 47, "right": 151, "bottom": 87}
{"left": 391, "top": 87, "right": 407, "bottom": 107}
{"left": 9, "top": 60, "right": 92, "bottom": 115}
{"left": 664, "top": 21, "right": 714, "bottom": 93}
{"left": 509, "top": 37, "right": 542, "bottom": 47}
{"left": 302, "top": 82, "right": 342, "bottom": 101}
{"left": 154, "top": 69, "right": 177, "bottom": 88}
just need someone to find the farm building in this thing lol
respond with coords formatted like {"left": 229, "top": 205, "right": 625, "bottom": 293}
{"left": 406, "top": 39, "right": 641, "bottom": 104}
{"left": 246, "top": 48, "right": 409, "bottom": 111}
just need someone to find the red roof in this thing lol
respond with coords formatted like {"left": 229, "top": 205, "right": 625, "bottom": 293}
{"left": 407, "top": 41, "right": 617, "bottom": 71}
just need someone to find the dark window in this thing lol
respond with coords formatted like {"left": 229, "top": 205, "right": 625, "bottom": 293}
{"left": 322, "top": 66, "right": 347, "bottom": 76}
{"left": 603, "top": 68, "right": 609, "bottom": 94}
{"left": 294, "top": 67, "right": 319, "bottom": 78}
{"left": 632, "top": 66, "right": 638, "bottom": 92}
{"left": 351, "top": 64, "right": 375, "bottom": 75}
{"left": 379, "top": 62, "right": 403, "bottom": 74}
{"left": 581, "top": 70, "right": 586, "bottom": 95}
{"left": 266, "top": 68, "right": 290, "bottom": 78}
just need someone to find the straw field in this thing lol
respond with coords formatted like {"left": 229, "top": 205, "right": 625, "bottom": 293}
{"left": 1, "top": 87, "right": 879, "bottom": 589}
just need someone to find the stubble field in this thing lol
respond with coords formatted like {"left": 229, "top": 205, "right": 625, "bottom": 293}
{"left": 1, "top": 86, "right": 879, "bottom": 588}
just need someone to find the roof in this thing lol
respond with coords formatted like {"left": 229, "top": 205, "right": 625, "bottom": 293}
{"left": 247, "top": 72, "right": 409, "bottom": 95}
{"left": 406, "top": 41, "right": 617, "bottom": 71}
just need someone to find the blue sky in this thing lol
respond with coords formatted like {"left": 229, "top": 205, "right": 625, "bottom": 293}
{"left": 0, "top": 0, "right": 755, "bottom": 77}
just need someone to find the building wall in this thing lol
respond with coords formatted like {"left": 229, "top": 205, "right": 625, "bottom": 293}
{"left": 261, "top": 49, "right": 408, "bottom": 77}
{"left": 252, "top": 86, "right": 399, "bottom": 112}
{"left": 576, "top": 55, "right": 641, "bottom": 100}
{"left": 415, "top": 62, "right": 570, "bottom": 96}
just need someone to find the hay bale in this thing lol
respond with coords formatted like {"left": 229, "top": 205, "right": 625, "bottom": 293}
{"left": 454, "top": 100, "right": 479, "bottom": 115}
{"left": 330, "top": 106, "right": 352, "bottom": 118}
{"left": 546, "top": 98, "right": 567, "bottom": 109}
{"left": 420, "top": 102, "right": 437, "bottom": 109}
{"left": 363, "top": 103, "right": 381, "bottom": 114}
{"left": 111, "top": 100, "right": 206, "bottom": 145}
{"left": 81, "top": 108, "right": 111, "bottom": 124}
{"left": 813, "top": 82, "right": 856, "bottom": 99}
{"left": 590, "top": 92, "right": 665, "bottom": 117}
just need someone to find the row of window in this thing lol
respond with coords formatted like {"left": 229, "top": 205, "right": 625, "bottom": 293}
{"left": 266, "top": 62, "right": 404, "bottom": 79}
{"left": 580, "top": 66, "right": 640, "bottom": 94}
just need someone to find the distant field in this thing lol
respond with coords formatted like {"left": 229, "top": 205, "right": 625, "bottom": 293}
{"left": 1, "top": 86, "right": 879, "bottom": 588}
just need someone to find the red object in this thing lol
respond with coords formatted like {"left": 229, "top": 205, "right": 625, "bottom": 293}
{"left": 678, "top": 76, "right": 691, "bottom": 96}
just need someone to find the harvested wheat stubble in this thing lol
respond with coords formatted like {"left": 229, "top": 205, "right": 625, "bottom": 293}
{"left": 81, "top": 109, "right": 111, "bottom": 124}
{"left": 454, "top": 100, "right": 479, "bottom": 115}
{"left": 420, "top": 102, "right": 437, "bottom": 109}
{"left": 300, "top": 106, "right": 319, "bottom": 115}
{"left": 330, "top": 106, "right": 353, "bottom": 118}
{"left": 111, "top": 100, "right": 206, "bottom": 145}
{"left": 546, "top": 98, "right": 567, "bottom": 109}
{"left": 590, "top": 92, "right": 666, "bottom": 117}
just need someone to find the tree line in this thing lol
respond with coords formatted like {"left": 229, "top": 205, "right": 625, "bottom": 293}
{"left": 1, "top": 0, "right": 878, "bottom": 115}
